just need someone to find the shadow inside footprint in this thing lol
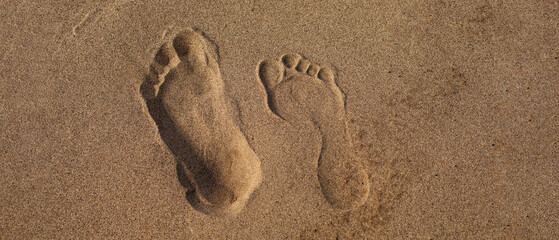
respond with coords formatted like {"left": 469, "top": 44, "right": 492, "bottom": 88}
{"left": 144, "top": 97, "right": 214, "bottom": 202}
{"left": 176, "top": 160, "right": 193, "bottom": 191}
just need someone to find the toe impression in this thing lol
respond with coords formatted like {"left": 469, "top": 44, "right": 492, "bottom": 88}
{"left": 258, "top": 60, "right": 283, "bottom": 89}
{"left": 282, "top": 53, "right": 301, "bottom": 68}
{"left": 307, "top": 64, "right": 320, "bottom": 77}
{"left": 318, "top": 67, "right": 335, "bottom": 84}
{"left": 296, "top": 59, "right": 311, "bottom": 72}
{"left": 173, "top": 29, "right": 208, "bottom": 64}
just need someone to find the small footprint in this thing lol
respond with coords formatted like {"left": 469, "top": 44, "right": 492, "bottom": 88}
{"left": 258, "top": 54, "right": 370, "bottom": 209}
{"left": 141, "top": 28, "right": 262, "bottom": 217}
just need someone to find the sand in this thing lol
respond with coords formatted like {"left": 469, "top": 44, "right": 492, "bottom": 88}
{"left": 1, "top": 0, "right": 558, "bottom": 239}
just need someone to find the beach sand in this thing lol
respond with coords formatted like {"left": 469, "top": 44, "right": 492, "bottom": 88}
{"left": 1, "top": 1, "right": 558, "bottom": 239}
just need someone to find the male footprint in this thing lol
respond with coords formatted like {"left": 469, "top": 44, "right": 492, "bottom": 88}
{"left": 141, "top": 28, "right": 262, "bottom": 216}
{"left": 258, "top": 54, "right": 369, "bottom": 209}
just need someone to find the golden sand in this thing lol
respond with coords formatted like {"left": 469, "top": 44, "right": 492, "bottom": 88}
{"left": 1, "top": 1, "right": 557, "bottom": 239}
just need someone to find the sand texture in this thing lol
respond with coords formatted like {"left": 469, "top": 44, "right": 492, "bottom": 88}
{"left": 1, "top": 0, "right": 558, "bottom": 239}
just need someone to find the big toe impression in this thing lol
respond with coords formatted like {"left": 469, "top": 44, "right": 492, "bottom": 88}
{"left": 173, "top": 29, "right": 207, "bottom": 64}
{"left": 258, "top": 60, "right": 283, "bottom": 90}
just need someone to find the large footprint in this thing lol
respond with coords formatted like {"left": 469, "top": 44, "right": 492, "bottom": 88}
{"left": 258, "top": 54, "right": 369, "bottom": 209}
{"left": 140, "top": 28, "right": 262, "bottom": 217}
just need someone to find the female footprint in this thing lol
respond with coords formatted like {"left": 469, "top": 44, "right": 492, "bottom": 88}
{"left": 258, "top": 53, "right": 369, "bottom": 209}
{"left": 140, "top": 28, "right": 262, "bottom": 217}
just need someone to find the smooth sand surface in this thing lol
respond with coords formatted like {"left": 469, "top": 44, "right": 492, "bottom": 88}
{"left": 1, "top": 1, "right": 558, "bottom": 239}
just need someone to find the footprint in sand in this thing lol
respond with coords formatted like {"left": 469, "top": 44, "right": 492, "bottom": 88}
{"left": 140, "top": 28, "right": 262, "bottom": 217}
{"left": 258, "top": 53, "right": 370, "bottom": 209}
